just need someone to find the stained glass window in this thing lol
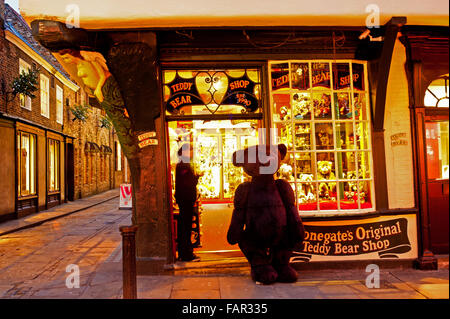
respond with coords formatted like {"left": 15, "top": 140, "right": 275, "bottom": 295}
{"left": 163, "top": 69, "right": 262, "bottom": 116}
{"left": 270, "top": 60, "right": 374, "bottom": 214}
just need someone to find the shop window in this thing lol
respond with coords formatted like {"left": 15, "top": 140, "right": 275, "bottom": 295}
{"left": 56, "top": 85, "right": 64, "bottom": 124}
{"left": 40, "top": 74, "right": 50, "bottom": 118}
{"left": 17, "top": 132, "right": 36, "bottom": 197}
{"left": 48, "top": 139, "right": 60, "bottom": 192}
{"left": 163, "top": 69, "right": 262, "bottom": 116}
{"left": 270, "top": 60, "right": 374, "bottom": 213}
{"left": 424, "top": 74, "right": 449, "bottom": 107}
{"left": 19, "top": 59, "right": 32, "bottom": 110}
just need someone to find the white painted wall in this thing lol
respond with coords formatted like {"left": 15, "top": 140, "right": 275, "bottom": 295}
{"left": 384, "top": 36, "right": 415, "bottom": 209}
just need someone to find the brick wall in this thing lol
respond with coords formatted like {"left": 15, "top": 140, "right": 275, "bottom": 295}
{"left": 64, "top": 88, "right": 125, "bottom": 199}
{"left": 384, "top": 36, "right": 415, "bottom": 209}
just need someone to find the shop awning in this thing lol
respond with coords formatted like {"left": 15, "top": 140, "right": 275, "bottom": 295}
{"left": 20, "top": 0, "right": 449, "bottom": 29}
{"left": 84, "top": 142, "right": 101, "bottom": 153}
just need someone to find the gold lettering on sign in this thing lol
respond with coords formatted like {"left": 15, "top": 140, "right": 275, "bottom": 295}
{"left": 391, "top": 133, "right": 408, "bottom": 146}
{"left": 138, "top": 131, "right": 156, "bottom": 142}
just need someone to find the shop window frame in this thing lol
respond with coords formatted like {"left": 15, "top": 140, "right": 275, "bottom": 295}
{"left": 268, "top": 59, "right": 375, "bottom": 217}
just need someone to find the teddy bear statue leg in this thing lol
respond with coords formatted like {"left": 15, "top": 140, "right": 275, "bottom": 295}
{"left": 271, "top": 248, "right": 298, "bottom": 283}
{"left": 238, "top": 240, "right": 278, "bottom": 285}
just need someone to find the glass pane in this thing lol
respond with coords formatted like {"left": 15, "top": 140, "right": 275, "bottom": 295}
{"left": 272, "top": 94, "right": 291, "bottom": 122}
{"left": 271, "top": 63, "right": 290, "bottom": 91}
{"left": 294, "top": 123, "right": 313, "bottom": 151}
{"left": 195, "top": 135, "right": 221, "bottom": 199}
{"left": 295, "top": 152, "right": 316, "bottom": 180}
{"left": 291, "top": 63, "right": 310, "bottom": 90}
{"left": 21, "top": 134, "right": 30, "bottom": 196}
{"left": 29, "top": 134, "right": 35, "bottom": 195}
{"left": 339, "top": 181, "right": 359, "bottom": 210}
{"left": 357, "top": 151, "right": 371, "bottom": 179}
{"left": 292, "top": 93, "right": 312, "bottom": 120}
{"left": 426, "top": 121, "right": 449, "bottom": 179}
{"left": 352, "top": 63, "right": 365, "bottom": 91}
{"left": 336, "top": 152, "right": 357, "bottom": 179}
{"left": 164, "top": 69, "right": 261, "bottom": 115}
{"left": 354, "top": 93, "right": 367, "bottom": 121}
{"left": 223, "top": 135, "right": 239, "bottom": 199}
{"left": 274, "top": 122, "right": 293, "bottom": 151}
{"left": 334, "top": 92, "right": 352, "bottom": 119}
{"left": 332, "top": 63, "right": 350, "bottom": 90}
{"left": 315, "top": 123, "right": 334, "bottom": 150}
{"left": 355, "top": 122, "right": 370, "bottom": 150}
{"left": 424, "top": 76, "right": 449, "bottom": 107}
{"left": 298, "top": 182, "right": 318, "bottom": 210}
{"left": 49, "top": 140, "right": 55, "bottom": 191}
{"left": 278, "top": 155, "right": 295, "bottom": 182}
{"left": 311, "top": 62, "right": 331, "bottom": 89}
{"left": 318, "top": 182, "right": 338, "bottom": 210}
{"left": 358, "top": 181, "right": 373, "bottom": 209}
{"left": 312, "top": 92, "right": 332, "bottom": 119}
{"left": 335, "top": 122, "right": 355, "bottom": 149}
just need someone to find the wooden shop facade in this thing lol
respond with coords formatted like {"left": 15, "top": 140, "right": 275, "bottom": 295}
{"left": 29, "top": 15, "right": 448, "bottom": 271}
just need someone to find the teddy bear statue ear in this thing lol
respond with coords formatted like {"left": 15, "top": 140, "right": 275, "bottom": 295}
{"left": 232, "top": 149, "right": 245, "bottom": 167}
{"left": 278, "top": 144, "right": 287, "bottom": 160}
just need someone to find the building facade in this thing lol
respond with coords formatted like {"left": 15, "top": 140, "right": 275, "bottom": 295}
{"left": 0, "top": 3, "right": 126, "bottom": 223}
{"left": 24, "top": 1, "right": 448, "bottom": 271}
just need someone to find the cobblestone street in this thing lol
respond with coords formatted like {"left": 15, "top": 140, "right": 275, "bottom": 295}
{"left": 0, "top": 191, "right": 448, "bottom": 300}
{"left": 0, "top": 195, "right": 130, "bottom": 299}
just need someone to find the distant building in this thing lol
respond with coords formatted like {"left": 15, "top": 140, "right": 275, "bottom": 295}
{"left": 0, "top": 3, "right": 127, "bottom": 222}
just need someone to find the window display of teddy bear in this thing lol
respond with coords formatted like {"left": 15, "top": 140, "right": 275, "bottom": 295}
{"left": 317, "top": 160, "right": 337, "bottom": 200}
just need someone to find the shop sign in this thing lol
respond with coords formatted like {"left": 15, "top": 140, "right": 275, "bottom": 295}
{"left": 119, "top": 184, "right": 132, "bottom": 209}
{"left": 292, "top": 215, "right": 417, "bottom": 262}
{"left": 165, "top": 72, "right": 260, "bottom": 114}
{"left": 391, "top": 133, "right": 408, "bottom": 146}
{"left": 271, "top": 63, "right": 290, "bottom": 91}
{"left": 138, "top": 131, "right": 158, "bottom": 148}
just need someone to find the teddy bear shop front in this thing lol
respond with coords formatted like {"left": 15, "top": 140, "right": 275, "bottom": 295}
{"left": 163, "top": 62, "right": 418, "bottom": 266}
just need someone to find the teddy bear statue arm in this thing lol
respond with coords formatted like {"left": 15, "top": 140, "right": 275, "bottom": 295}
{"left": 275, "top": 179, "right": 306, "bottom": 246}
{"left": 227, "top": 182, "right": 251, "bottom": 245}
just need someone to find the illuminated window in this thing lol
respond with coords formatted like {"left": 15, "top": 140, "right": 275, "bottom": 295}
{"left": 424, "top": 75, "right": 449, "bottom": 107}
{"left": 163, "top": 69, "right": 262, "bottom": 116}
{"left": 19, "top": 59, "right": 32, "bottom": 110}
{"left": 48, "top": 139, "right": 60, "bottom": 192}
{"left": 56, "top": 85, "right": 63, "bottom": 124}
{"left": 269, "top": 60, "right": 374, "bottom": 214}
{"left": 40, "top": 74, "right": 50, "bottom": 118}
{"left": 17, "top": 132, "right": 36, "bottom": 197}
{"left": 116, "top": 142, "right": 122, "bottom": 171}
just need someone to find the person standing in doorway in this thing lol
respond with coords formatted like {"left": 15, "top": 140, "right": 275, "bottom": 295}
{"left": 175, "top": 143, "right": 201, "bottom": 261}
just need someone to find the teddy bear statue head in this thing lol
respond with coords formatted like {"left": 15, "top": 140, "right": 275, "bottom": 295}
{"left": 232, "top": 144, "right": 287, "bottom": 177}
{"left": 317, "top": 160, "right": 333, "bottom": 178}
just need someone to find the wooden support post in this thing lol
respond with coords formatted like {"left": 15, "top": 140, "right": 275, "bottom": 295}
{"left": 120, "top": 225, "right": 138, "bottom": 299}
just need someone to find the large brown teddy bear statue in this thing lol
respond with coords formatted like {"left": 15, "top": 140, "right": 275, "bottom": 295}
{"left": 227, "top": 144, "right": 305, "bottom": 285}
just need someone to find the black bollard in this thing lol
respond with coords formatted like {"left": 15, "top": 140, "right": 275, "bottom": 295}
{"left": 120, "top": 225, "right": 138, "bottom": 299}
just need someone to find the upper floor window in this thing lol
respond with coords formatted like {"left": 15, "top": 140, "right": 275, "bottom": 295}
{"left": 19, "top": 59, "right": 32, "bottom": 110}
{"left": 56, "top": 85, "right": 63, "bottom": 124}
{"left": 269, "top": 60, "right": 374, "bottom": 215}
{"left": 424, "top": 74, "right": 449, "bottom": 107}
{"left": 40, "top": 74, "right": 50, "bottom": 118}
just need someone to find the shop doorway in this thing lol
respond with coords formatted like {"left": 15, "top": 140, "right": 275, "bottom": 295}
{"left": 168, "top": 119, "right": 261, "bottom": 260}
{"left": 425, "top": 119, "right": 449, "bottom": 253}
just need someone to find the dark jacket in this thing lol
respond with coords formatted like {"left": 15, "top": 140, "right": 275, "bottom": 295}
{"left": 175, "top": 162, "right": 199, "bottom": 204}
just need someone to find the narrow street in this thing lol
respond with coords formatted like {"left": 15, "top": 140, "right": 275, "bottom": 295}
{"left": 0, "top": 196, "right": 130, "bottom": 299}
